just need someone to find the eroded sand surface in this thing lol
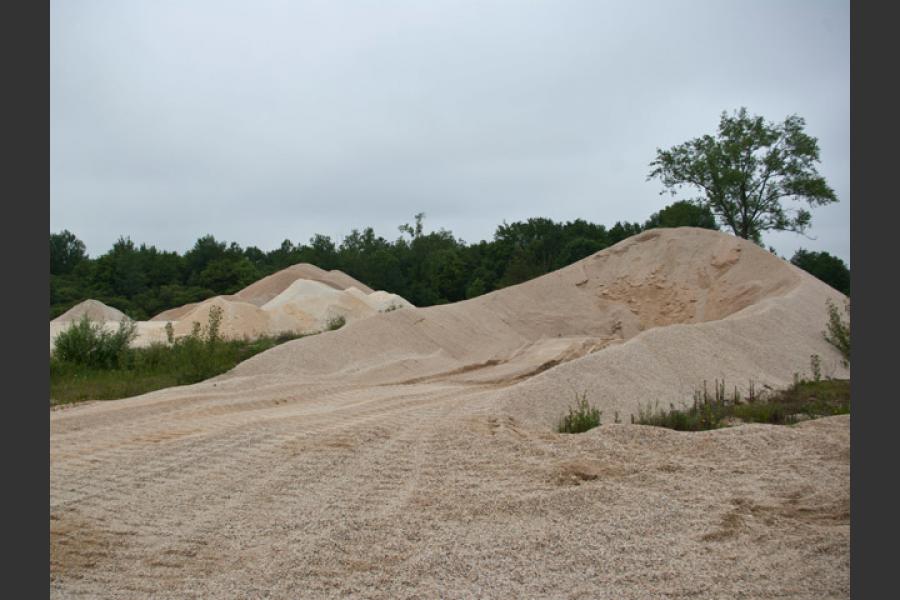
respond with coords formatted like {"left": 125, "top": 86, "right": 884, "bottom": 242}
{"left": 50, "top": 229, "right": 850, "bottom": 598}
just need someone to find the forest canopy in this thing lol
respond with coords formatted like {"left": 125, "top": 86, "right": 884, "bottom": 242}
{"left": 51, "top": 202, "right": 845, "bottom": 320}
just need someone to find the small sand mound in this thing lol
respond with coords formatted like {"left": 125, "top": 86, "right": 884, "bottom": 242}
{"left": 262, "top": 279, "right": 377, "bottom": 332}
{"left": 233, "top": 264, "right": 374, "bottom": 307}
{"left": 172, "top": 296, "right": 273, "bottom": 340}
{"left": 52, "top": 299, "right": 128, "bottom": 323}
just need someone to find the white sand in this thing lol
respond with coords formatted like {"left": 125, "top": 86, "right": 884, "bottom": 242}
{"left": 50, "top": 228, "right": 849, "bottom": 598}
{"left": 262, "top": 279, "right": 377, "bottom": 332}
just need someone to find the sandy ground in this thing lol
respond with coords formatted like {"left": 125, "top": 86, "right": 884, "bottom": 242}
{"left": 50, "top": 229, "right": 850, "bottom": 598}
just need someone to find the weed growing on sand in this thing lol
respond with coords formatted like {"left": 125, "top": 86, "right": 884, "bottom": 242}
{"left": 51, "top": 310, "right": 305, "bottom": 405}
{"left": 824, "top": 299, "right": 850, "bottom": 367}
{"left": 635, "top": 378, "right": 849, "bottom": 431}
{"left": 558, "top": 391, "right": 602, "bottom": 433}
{"left": 326, "top": 315, "right": 346, "bottom": 331}
{"left": 810, "top": 354, "right": 822, "bottom": 382}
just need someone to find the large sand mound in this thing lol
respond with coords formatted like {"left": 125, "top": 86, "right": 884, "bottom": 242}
{"left": 52, "top": 299, "right": 127, "bottom": 323}
{"left": 50, "top": 228, "right": 850, "bottom": 598}
{"left": 234, "top": 228, "right": 832, "bottom": 386}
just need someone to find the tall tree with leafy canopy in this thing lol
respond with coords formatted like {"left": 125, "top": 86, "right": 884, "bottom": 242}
{"left": 50, "top": 230, "right": 87, "bottom": 275}
{"left": 648, "top": 108, "right": 838, "bottom": 243}
{"left": 790, "top": 249, "right": 850, "bottom": 296}
{"left": 643, "top": 200, "right": 719, "bottom": 231}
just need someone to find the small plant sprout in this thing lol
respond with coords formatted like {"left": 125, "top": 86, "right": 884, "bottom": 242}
{"left": 326, "top": 315, "right": 347, "bottom": 331}
{"left": 558, "top": 390, "right": 602, "bottom": 434}
{"left": 810, "top": 354, "right": 822, "bottom": 382}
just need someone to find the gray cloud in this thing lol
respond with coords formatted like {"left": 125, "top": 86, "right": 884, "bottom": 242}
{"left": 51, "top": 0, "right": 850, "bottom": 264}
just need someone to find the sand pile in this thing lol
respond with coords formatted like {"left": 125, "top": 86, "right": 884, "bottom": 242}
{"left": 234, "top": 228, "right": 848, "bottom": 407}
{"left": 52, "top": 299, "right": 127, "bottom": 323}
{"left": 51, "top": 300, "right": 128, "bottom": 352}
{"left": 230, "top": 264, "right": 374, "bottom": 307}
{"left": 262, "top": 279, "right": 377, "bottom": 333}
{"left": 171, "top": 296, "right": 273, "bottom": 340}
{"left": 50, "top": 228, "right": 850, "bottom": 598}
{"left": 142, "top": 264, "right": 393, "bottom": 339}
{"left": 161, "top": 279, "right": 412, "bottom": 340}
{"left": 70, "top": 264, "right": 417, "bottom": 344}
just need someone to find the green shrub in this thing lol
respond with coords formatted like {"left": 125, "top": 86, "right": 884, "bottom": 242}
{"left": 635, "top": 378, "right": 849, "bottom": 431}
{"left": 824, "top": 299, "right": 850, "bottom": 367}
{"left": 206, "top": 304, "right": 223, "bottom": 345}
{"left": 53, "top": 316, "right": 137, "bottom": 369}
{"left": 558, "top": 391, "right": 602, "bottom": 433}
{"left": 326, "top": 315, "right": 346, "bottom": 331}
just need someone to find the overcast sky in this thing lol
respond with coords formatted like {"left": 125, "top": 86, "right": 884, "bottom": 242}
{"left": 51, "top": 0, "right": 850, "bottom": 264}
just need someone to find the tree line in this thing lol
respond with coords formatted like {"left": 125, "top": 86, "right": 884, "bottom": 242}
{"left": 52, "top": 106, "right": 850, "bottom": 319}
{"left": 50, "top": 200, "right": 847, "bottom": 321}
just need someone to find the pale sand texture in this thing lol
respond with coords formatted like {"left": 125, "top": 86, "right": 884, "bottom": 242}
{"left": 53, "top": 266, "right": 411, "bottom": 349}
{"left": 354, "top": 289, "right": 416, "bottom": 312}
{"left": 231, "top": 263, "right": 374, "bottom": 307}
{"left": 147, "top": 265, "right": 374, "bottom": 321}
{"left": 50, "top": 229, "right": 849, "bottom": 598}
{"left": 262, "top": 279, "right": 377, "bottom": 331}
{"left": 52, "top": 299, "right": 127, "bottom": 323}
{"left": 170, "top": 296, "right": 273, "bottom": 340}
{"left": 150, "top": 300, "right": 223, "bottom": 322}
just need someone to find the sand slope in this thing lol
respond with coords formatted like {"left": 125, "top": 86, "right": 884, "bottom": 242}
{"left": 232, "top": 228, "right": 840, "bottom": 391}
{"left": 50, "top": 228, "right": 850, "bottom": 598}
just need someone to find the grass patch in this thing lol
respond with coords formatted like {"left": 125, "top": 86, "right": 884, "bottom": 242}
{"left": 635, "top": 377, "right": 850, "bottom": 431}
{"left": 50, "top": 309, "right": 304, "bottom": 406}
{"left": 326, "top": 315, "right": 346, "bottom": 331}
{"left": 558, "top": 391, "right": 602, "bottom": 433}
